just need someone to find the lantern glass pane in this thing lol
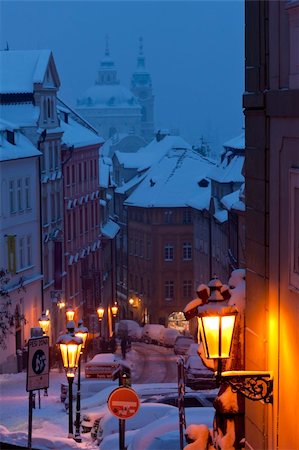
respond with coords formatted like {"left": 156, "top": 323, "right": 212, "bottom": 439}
{"left": 202, "top": 316, "right": 221, "bottom": 358}
{"left": 220, "top": 315, "right": 236, "bottom": 358}
{"left": 75, "top": 331, "right": 87, "bottom": 348}
{"left": 59, "top": 343, "right": 69, "bottom": 368}
{"left": 66, "top": 310, "right": 75, "bottom": 321}
{"left": 39, "top": 320, "right": 50, "bottom": 334}
{"left": 67, "top": 344, "right": 79, "bottom": 368}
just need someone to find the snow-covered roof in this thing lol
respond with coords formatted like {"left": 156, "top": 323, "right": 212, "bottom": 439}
{"left": 0, "top": 126, "right": 41, "bottom": 162}
{"left": 0, "top": 49, "right": 54, "bottom": 93}
{"left": 221, "top": 188, "right": 245, "bottom": 212}
{"left": 124, "top": 147, "right": 213, "bottom": 208}
{"left": 209, "top": 155, "right": 244, "bottom": 183}
{"left": 101, "top": 218, "right": 120, "bottom": 239}
{"left": 223, "top": 132, "right": 245, "bottom": 150}
{"left": 99, "top": 156, "right": 112, "bottom": 188}
{"left": 60, "top": 114, "right": 103, "bottom": 148}
{"left": 0, "top": 104, "right": 40, "bottom": 127}
{"left": 115, "top": 172, "right": 147, "bottom": 195}
{"left": 76, "top": 84, "right": 140, "bottom": 109}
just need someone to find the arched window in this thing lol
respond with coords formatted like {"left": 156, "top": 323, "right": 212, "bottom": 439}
{"left": 47, "top": 98, "right": 51, "bottom": 118}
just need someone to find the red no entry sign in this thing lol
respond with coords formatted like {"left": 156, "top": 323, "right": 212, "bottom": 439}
{"left": 107, "top": 387, "right": 140, "bottom": 419}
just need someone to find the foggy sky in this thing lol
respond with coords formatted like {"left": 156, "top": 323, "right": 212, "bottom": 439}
{"left": 1, "top": 1, "right": 244, "bottom": 153}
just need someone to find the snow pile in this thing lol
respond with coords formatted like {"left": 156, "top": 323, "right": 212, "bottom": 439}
{"left": 184, "top": 424, "right": 213, "bottom": 450}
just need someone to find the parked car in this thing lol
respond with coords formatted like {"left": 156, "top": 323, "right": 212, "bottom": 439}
{"left": 127, "top": 407, "right": 215, "bottom": 450}
{"left": 173, "top": 335, "right": 194, "bottom": 355}
{"left": 184, "top": 343, "right": 217, "bottom": 390}
{"left": 142, "top": 324, "right": 165, "bottom": 345}
{"left": 160, "top": 328, "right": 180, "bottom": 347}
{"left": 97, "top": 403, "right": 176, "bottom": 444}
{"left": 117, "top": 319, "right": 142, "bottom": 341}
{"left": 99, "top": 430, "right": 138, "bottom": 450}
{"left": 85, "top": 353, "right": 120, "bottom": 378}
{"left": 142, "top": 391, "right": 216, "bottom": 408}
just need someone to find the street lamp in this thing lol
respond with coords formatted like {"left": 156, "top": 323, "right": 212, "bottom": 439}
{"left": 74, "top": 320, "right": 88, "bottom": 442}
{"left": 111, "top": 302, "right": 118, "bottom": 317}
{"left": 97, "top": 305, "right": 104, "bottom": 337}
{"left": 66, "top": 306, "right": 75, "bottom": 322}
{"left": 57, "top": 321, "right": 82, "bottom": 438}
{"left": 38, "top": 311, "right": 50, "bottom": 335}
{"left": 185, "top": 276, "right": 273, "bottom": 403}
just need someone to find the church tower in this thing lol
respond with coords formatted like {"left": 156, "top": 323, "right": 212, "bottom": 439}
{"left": 131, "top": 37, "right": 154, "bottom": 142}
{"left": 96, "top": 35, "right": 119, "bottom": 86}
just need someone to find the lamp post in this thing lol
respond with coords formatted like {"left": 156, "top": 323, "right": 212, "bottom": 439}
{"left": 111, "top": 302, "right": 118, "bottom": 333}
{"left": 57, "top": 321, "right": 82, "bottom": 438}
{"left": 66, "top": 306, "right": 75, "bottom": 322}
{"left": 97, "top": 304, "right": 105, "bottom": 337}
{"left": 74, "top": 320, "right": 88, "bottom": 442}
{"left": 38, "top": 311, "right": 50, "bottom": 335}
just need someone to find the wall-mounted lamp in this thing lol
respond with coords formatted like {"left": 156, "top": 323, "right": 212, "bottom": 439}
{"left": 97, "top": 305, "right": 105, "bottom": 321}
{"left": 185, "top": 276, "right": 273, "bottom": 403}
{"left": 111, "top": 302, "right": 118, "bottom": 318}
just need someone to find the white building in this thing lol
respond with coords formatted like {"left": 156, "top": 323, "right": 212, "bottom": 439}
{"left": 76, "top": 38, "right": 154, "bottom": 143}
{"left": 0, "top": 122, "right": 42, "bottom": 373}
{"left": 0, "top": 49, "right": 64, "bottom": 346}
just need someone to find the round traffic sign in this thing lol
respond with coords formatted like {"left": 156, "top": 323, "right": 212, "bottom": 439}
{"left": 107, "top": 387, "right": 140, "bottom": 419}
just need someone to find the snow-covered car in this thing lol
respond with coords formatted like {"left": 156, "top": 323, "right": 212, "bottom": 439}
{"left": 99, "top": 430, "right": 138, "bottom": 450}
{"left": 142, "top": 324, "right": 165, "bottom": 345}
{"left": 85, "top": 353, "right": 120, "bottom": 378}
{"left": 81, "top": 404, "right": 108, "bottom": 434}
{"left": 97, "top": 403, "right": 177, "bottom": 444}
{"left": 173, "top": 335, "right": 194, "bottom": 355}
{"left": 117, "top": 319, "right": 143, "bottom": 341}
{"left": 160, "top": 328, "right": 180, "bottom": 347}
{"left": 127, "top": 406, "right": 215, "bottom": 450}
{"left": 142, "top": 391, "right": 216, "bottom": 408}
{"left": 185, "top": 344, "right": 216, "bottom": 390}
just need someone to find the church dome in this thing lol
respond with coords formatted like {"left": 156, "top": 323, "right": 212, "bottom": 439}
{"left": 77, "top": 84, "right": 140, "bottom": 109}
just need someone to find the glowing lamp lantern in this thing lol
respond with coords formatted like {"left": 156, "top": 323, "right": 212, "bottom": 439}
{"left": 97, "top": 305, "right": 105, "bottom": 321}
{"left": 38, "top": 311, "right": 50, "bottom": 335}
{"left": 57, "top": 333, "right": 82, "bottom": 378}
{"left": 75, "top": 321, "right": 88, "bottom": 349}
{"left": 111, "top": 302, "right": 118, "bottom": 317}
{"left": 66, "top": 307, "right": 75, "bottom": 322}
{"left": 198, "top": 306, "right": 237, "bottom": 359}
{"left": 129, "top": 297, "right": 134, "bottom": 306}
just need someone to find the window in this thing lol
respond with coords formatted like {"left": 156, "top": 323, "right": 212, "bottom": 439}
{"left": 56, "top": 192, "right": 61, "bottom": 220}
{"left": 54, "top": 142, "right": 59, "bottom": 169}
{"left": 90, "top": 160, "right": 93, "bottom": 179}
{"left": 134, "top": 239, "right": 138, "bottom": 256}
{"left": 91, "top": 203, "right": 95, "bottom": 229}
{"left": 164, "top": 210, "right": 173, "bottom": 224}
{"left": 85, "top": 207, "right": 88, "bottom": 233}
{"left": 140, "top": 239, "right": 144, "bottom": 257}
{"left": 183, "top": 242, "right": 192, "bottom": 260}
{"left": 17, "top": 179, "right": 23, "bottom": 212}
{"left": 41, "top": 151, "right": 46, "bottom": 173}
{"left": 66, "top": 167, "right": 70, "bottom": 186}
{"left": 42, "top": 196, "right": 48, "bottom": 225}
{"left": 84, "top": 161, "right": 87, "bottom": 181}
{"left": 183, "top": 280, "right": 192, "bottom": 298}
{"left": 50, "top": 193, "right": 55, "bottom": 222}
{"left": 146, "top": 240, "right": 151, "bottom": 260}
{"left": 71, "top": 165, "right": 75, "bottom": 185}
{"left": 73, "top": 211, "right": 77, "bottom": 238}
{"left": 27, "top": 235, "right": 32, "bottom": 266}
{"left": 183, "top": 209, "right": 192, "bottom": 224}
{"left": 9, "top": 180, "right": 16, "bottom": 213}
{"left": 67, "top": 214, "right": 72, "bottom": 241}
{"left": 79, "top": 163, "right": 82, "bottom": 183}
{"left": 47, "top": 98, "right": 51, "bottom": 118}
{"left": 49, "top": 142, "right": 54, "bottom": 171}
{"left": 79, "top": 208, "right": 83, "bottom": 235}
{"left": 6, "top": 130, "right": 15, "bottom": 145}
{"left": 164, "top": 244, "right": 174, "bottom": 261}
{"left": 25, "top": 177, "right": 31, "bottom": 209}
{"left": 19, "top": 237, "right": 24, "bottom": 269}
{"left": 165, "top": 280, "right": 174, "bottom": 301}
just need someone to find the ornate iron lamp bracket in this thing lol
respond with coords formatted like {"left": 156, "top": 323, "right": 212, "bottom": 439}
{"left": 220, "top": 371, "right": 273, "bottom": 404}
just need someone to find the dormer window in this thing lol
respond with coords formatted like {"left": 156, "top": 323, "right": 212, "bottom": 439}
{"left": 47, "top": 98, "right": 51, "bottom": 118}
{"left": 6, "top": 130, "right": 15, "bottom": 145}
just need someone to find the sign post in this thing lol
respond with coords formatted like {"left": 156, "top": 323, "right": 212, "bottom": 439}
{"left": 26, "top": 335, "right": 49, "bottom": 449}
{"left": 107, "top": 386, "right": 140, "bottom": 450}
{"left": 177, "top": 356, "right": 186, "bottom": 450}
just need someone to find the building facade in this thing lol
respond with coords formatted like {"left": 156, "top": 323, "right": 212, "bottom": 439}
{"left": 0, "top": 125, "right": 42, "bottom": 373}
{"left": 244, "top": 0, "right": 299, "bottom": 448}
